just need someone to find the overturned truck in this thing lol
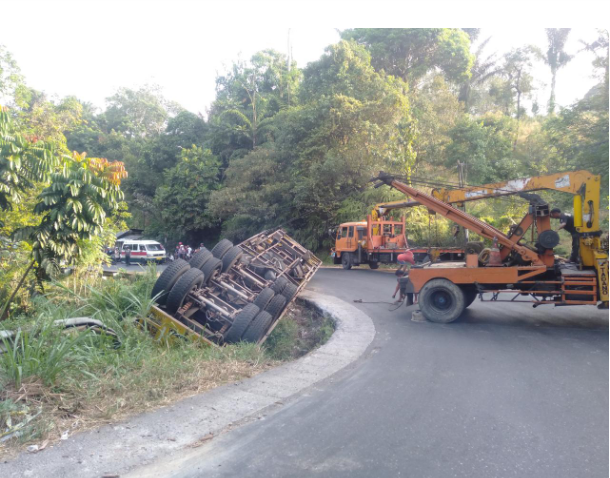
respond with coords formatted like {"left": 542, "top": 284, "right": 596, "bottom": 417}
{"left": 147, "top": 229, "right": 321, "bottom": 345}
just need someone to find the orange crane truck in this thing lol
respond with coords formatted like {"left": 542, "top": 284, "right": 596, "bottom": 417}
{"left": 372, "top": 170, "right": 609, "bottom": 323}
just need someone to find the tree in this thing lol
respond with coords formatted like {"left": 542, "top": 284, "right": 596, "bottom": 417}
{"left": 151, "top": 146, "right": 220, "bottom": 241}
{"left": 459, "top": 37, "right": 503, "bottom": 113}
{"left": 211, "top": 40, "right": 416, "bottom": 249}
{"left": 2, "top": 152, "right": 127, "bottom": 320}
{"left": 0, "top": 107, "right": 58, "bottom": 218}
{"left": 209, "top": 50, "right": 300, "bottom": 163}
{"left": 538, "top": 29, "right": 572, "bottom": 114}
{"left": 501, "top": 48, "right": 535, "bottom": 120}
{"left": 340, "top": 29, "right": 474, "bottom": 85}
{"left": 103, "top": 86, "right": 179, "bottom": 139}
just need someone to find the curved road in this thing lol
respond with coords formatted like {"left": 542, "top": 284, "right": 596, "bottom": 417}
{"left": 170, "top": 268, "right": 608, "bottom": 478}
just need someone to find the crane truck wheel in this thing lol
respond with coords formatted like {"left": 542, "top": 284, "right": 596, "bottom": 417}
{"left": 224, "top": 304, "right": 260, "bottom": 343}
{"left": 151, "top": 259, "right": 190, "bottom": 306}
{"left": 165, "top": 268, "right": 205, "bottom": 314}
{"left": 341, "top": 253, "right": 352, "bottom": 270}
{"left": 463, "top": 288, "right": 478, "bottom": 308}
{"left": 418, "top": 279, "right": 466, "bottom": 323}
{"left": 211, "top": 239, "right": 234, "bottom": 259}
{"left": 368, "top": 261, "right": 379, "bottom": 270}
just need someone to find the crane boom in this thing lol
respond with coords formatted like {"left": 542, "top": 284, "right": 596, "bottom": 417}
{"left": 430, "top": 170, "right": 601, "bottom": 234}
{"left": 374, "top": 172, "right": 544, "bottom": 266}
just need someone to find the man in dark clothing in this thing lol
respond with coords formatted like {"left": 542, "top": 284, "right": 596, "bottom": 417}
{"left": 550, "top": 208, "right": 579, "bottom": 262}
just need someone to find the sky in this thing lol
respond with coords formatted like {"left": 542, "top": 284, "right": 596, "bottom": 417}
{"left": 0, "top": 1, "right": 607, "bottom": 116}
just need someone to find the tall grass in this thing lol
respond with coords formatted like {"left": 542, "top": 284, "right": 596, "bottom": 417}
{"left": 0, "top": 316, "right": 93, "bottom": 388}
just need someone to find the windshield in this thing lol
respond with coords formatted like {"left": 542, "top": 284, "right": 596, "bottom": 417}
{"left": 145, "top": 244, "right": 163, "bottom": 251}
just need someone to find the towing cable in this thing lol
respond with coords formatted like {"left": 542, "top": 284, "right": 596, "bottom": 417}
{"left": 353, "top": 298, "right": 406, "bottom": 311}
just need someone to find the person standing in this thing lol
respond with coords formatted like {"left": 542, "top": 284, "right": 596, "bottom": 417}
{"left": 550, "top": 208, "right": 579, "bottom": 263}
{"left": 125, "top": 246, "right": 132, "bottom": 266}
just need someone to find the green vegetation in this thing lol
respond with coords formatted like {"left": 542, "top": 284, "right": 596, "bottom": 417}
{"left": 0, "top": 267, "right": 327, "bottom": 450}
{"left": 3, "top": 28, "right": 607, "bottom": 262}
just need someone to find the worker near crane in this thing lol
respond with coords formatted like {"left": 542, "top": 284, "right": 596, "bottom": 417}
{"left": 550, "top": 208, "right": 579, "bottom": 263}
{"left": 393, "top": 250, "right": 416, "bottom": 304}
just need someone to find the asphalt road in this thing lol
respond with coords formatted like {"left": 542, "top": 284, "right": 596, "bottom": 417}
{"left": 166, "top": 268, "right": 607, "bottom": 478}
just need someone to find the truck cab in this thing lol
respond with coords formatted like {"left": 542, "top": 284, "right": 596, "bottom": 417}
{"left": 332, "top": 216, "right": 408, "bottom": 269}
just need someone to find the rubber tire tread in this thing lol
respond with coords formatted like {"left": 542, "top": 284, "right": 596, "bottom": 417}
{"left": 419, "top": 279, "right": 465, "bottom": 323}
{"left": 463, "top": 289, "right": 477, "bottom": 308}
{"left": 224, "top": 303, "right": 259, "bottom": 343}
{"left": 200, "top": 257, "right": 223, "bottom": 285}
{"left": 242, "top": 311, "right": 273, "bottom": 343}
{"left": 341, "top": 253, "right": 352, "bottom": 270}
{"left": 165, "top": 268, "right": 204, "bottom": 314}
{"left": 211, "top": 239, "right": 234, "bottom": 259}
{"left": 271, "top": 276, "right": 289, "bottom": 294}
{"left": 368, "top": 262, "right": 379, "bottom": 270}
{"left": 253, "top": 287, "right": 275, "bottom": 310}
{"left": 265, "top": 295, "right": 287, "bottom": 320}
{"left": 151, "top": 259, "right": 190, "bottom": 305}
{"left": 222, "top": 246, "right": 244, "bottom": 272}
{"left": 282, "top": 282, "right": 298, "bottom": 302}
{"left": 189, "top": 249, "right": 212, "bottom": 269}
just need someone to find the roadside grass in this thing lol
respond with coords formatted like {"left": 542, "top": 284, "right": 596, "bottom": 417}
{"left": 0, "top": 265, "right": 333, "bottom": 455}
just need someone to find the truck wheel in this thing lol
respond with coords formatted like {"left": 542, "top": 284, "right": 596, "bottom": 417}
{"left": 282, "top": 283, "right": 298, "bottom": 302}
{"left": 271, "top": 276, "right": 289, "bottom": 294}
{"left": 200, "top": 257, "right": 223, "bottom": 285}
{"left": 265, "top": 295, "right": 287, "bottom": 320}
{"left": 166, "top": 268, "right": 204, "bottom": 314}
{"left": 224, "top": 303, "right": 259, "bottom": 343}
{"left": 368, "top": 261, "right": 379, "bottom": 270}
{"left": 463, "top": 289, "right": 478, "bottom": 308}
{"left": 253, "top": 287, "right": 275, "bottom": 310}
{"left": 189, "top": 249, "right": 212, "bottom": 269}
{"left": 242, "top": 311, "right": 273, "bottom": 343}
{"left": 222, "top": 246, "right": 244, "bottom": 272}
{"left": 211, "top": 239, "right": 233, "bottom": 259}
{"left": 419, "top": 279, "right": 465, "bottom": 323}
{"left": 151, "top": 259, "right": 190, "bottom": 306}
{"left": 341, "top": 253, "right": 352, "bottom": 270}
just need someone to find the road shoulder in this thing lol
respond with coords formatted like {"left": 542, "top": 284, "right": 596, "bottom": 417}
{"left": 1, "top": 291, "right": 375, "bottom": 478}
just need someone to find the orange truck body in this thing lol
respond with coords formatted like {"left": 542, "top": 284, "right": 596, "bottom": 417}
{"left": 332, "top": 215, "right": 463, "bottom": 267}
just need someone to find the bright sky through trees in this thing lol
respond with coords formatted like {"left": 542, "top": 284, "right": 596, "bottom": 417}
{"left": 0, "top": 0, "right": 603, "bottom": 115}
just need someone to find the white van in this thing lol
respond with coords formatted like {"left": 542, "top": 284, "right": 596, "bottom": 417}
{"left": 114, "top": 240, "right": 167, "bottom": 263}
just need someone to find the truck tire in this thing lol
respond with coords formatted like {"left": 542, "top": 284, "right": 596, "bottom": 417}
{"left": 463, "top": 289, "right": 478, "bottom": 308}
{"left": 165, "top": 268, "right": 204, "bottom": 314}
{"left": 222, "top": 246, "right": 244, "bottom": 272}
{"left": 200, "top": 257, "right": 223, "bottom": 285}
{"left": 189, "top": 249, "right": 212, "bottom": 269}
{"left": 271, "top": 276, "right": 289, "bottom": 294}
{"left": 151, "top": 259, "right": 190, "bottom": 305}
{"left": 211, "top": 239, "right": 233, "bottom": 259}
{"left": 282, "top": 282, "right": 298, "bottom": 302}
{"left": 224, "top": 303, "right": 259, "bottom": 343}
{"left": 341, "top": 253, "right": 352, "bottom": 270}
{"left": 253, "top": 287, "right": 275, "bottom": 310}
{"left": 242, "top": 311, "right": 273, "bottom": 343}
{"left": 265, "top": 295, "right": 287, "bottom": 320}
{"left": 419, "top": 279, "right": 465, "bottom": 324}
{"left": 368, "top": 261, "right": 379, "bottom": 270}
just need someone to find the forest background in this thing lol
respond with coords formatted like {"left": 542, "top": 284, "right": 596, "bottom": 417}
{"left": 1, "top": 27, "right": 608, "bottom": 274}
